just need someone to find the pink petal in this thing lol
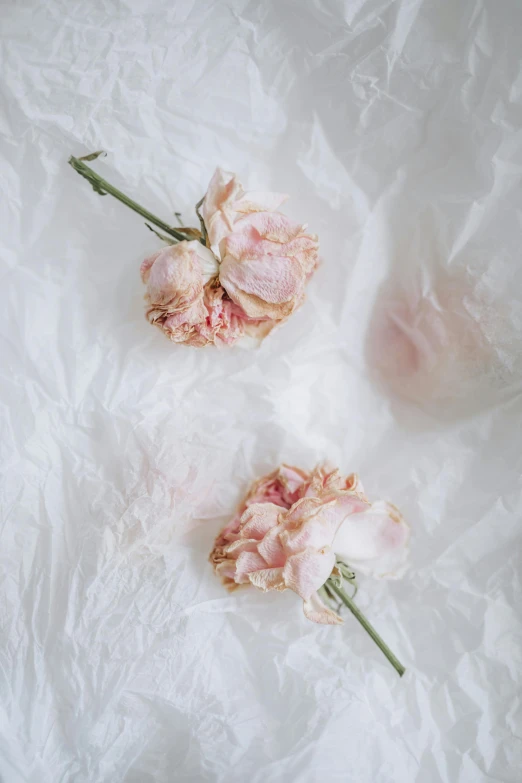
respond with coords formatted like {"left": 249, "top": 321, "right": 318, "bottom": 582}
{"left": 234, "top": 551, "right": 269, "bottom": 584}
{"left": 233, "top": 212, "right": 306, "bottom": 243}
{"left": 281, "top": 494, "right": 369, "bottom": 555}
{"left": 239, "top": 502, "right": 282, "bottom": 540}
{"left": 223, "top": 539, "right": 260, "bottom": 559}
{"left": 303, "top": 592, "right": 343, "bottom": 625}
{"left": 144, "top": 243, "right": 203, "bottom": 308}
{"left": 257, "top": 526, "right": 286, "bottom": 568}
{"left": 283, "top": 547, "right": 336, "bottom": 600}
{"left": 234, "top": 191, "right": 289, "bottom": 214}
{"left": 249, "top": 567, "right": 285, "bottom": 592}
{"left": 220, "top": 253, "right": 304, "bottom": 304}
{"left": 332, "top": 501, "right": 410, "bottom": 578}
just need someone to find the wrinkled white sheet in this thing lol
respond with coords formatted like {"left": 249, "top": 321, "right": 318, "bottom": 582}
{"left": 1, "top": 1, "right": 522, "bottom": 781}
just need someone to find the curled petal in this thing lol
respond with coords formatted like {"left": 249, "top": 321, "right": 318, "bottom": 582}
{"left": 143, "top": 243, "right": 203, "bottom": 309}
{"left": 235, "top": 551, "right": 269, "bottom": 584}
{"left": 249, "top": 567, "right": 285, "bottom": 592}
{"left": 333, "top": 501, "right": 410, "bottom": 578}
{"left": 282, "top": 494, "right": 369, "bottom": 554}
{"left": 220, "top": 253, "right": 304, "bottom": 306}
{"left": 303, "top": 592, "right": 343, "bottom": 625}
{"left": 233, "top": 212, "right": 307, "bottom": 244}
{"left": 223, "top": 539, "right": 259, "bottom": 559}
{"left": 215, "top": 560, "right": 238, "bottom": 584}
{"left": 257, "top": 526, "right": 286, "bottom": 568}
{"left": 283, "top": 547, "right": 336, "bottom": 601}
{"left": 239, "top": 502, "right": 282, "bottom": 540}
{"left": 234, "top": 191, "right": 288, "bottom": 214}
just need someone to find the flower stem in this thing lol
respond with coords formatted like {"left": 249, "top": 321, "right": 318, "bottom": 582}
{"left": 68, "top": 154, "right": 188, "bottom": 243}
{"left": 326, "top": 579, "right": 405, "bottom": 677}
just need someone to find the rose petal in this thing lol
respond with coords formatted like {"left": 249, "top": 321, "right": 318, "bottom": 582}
{"left": 249, "top": 567, "right": 285, "bottom": 592}
{"left": 333, "top": 501, "right": 410, "bottom": 578}
{"left": 281, "top": 494, "right": 368, "bottom": 554}
{"left": 224, "top": 539, "right": 259, "bottom": 559}
{"left": 220, "top": 253, "right": 304, "bottom": 304}
{"left": 233, "top": 212, "right": 306, "bottom": 244}
{"left": 257, "top": 526, "right": 286, "bottom": 568}
{"left": 144, "top": 243, "right": 203, "bottom": 308}
{"left": 215, "top": 560, "right": 238, "bottom": 582}
{"left": 239, "top": 502, "right": 283, "bottom": 540}
{"left": 234, "top": 551, "right": 269, "bottom": 584}
{"left": 283, "top": 547, "right": 336, "bottom": 601}
{"left": 235, "top": 191, "right": 288, "bottom": 214}
{"left": 303, "top": 592, "right": 343, "bottom": 625}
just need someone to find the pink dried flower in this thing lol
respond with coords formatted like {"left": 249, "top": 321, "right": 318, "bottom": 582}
{"left": 210, "top": 465, "right": 409, "bottom": 626}
{"left": 69, "top": 155, "right": 319, "bottom": 347}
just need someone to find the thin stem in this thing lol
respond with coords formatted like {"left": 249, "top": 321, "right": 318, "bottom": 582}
{"left": 68, "top": 155, "right": 188, "bottom": 242}
{"left": 195, "top": 196, "right": 208, "bottom": 246}
{"left": 327, "top": 579, "right": 405, "bottom": 677}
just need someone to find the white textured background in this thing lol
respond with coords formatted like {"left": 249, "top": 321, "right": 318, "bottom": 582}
{"left": 1, "top": 1, "right": 522, "bottom": 781}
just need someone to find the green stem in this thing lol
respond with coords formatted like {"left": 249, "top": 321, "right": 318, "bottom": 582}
{"left": 327, "top": 579, "right": 405, "bottom": 677}
{"left": 68, "top": 155, "right": 189, "bottom": 243}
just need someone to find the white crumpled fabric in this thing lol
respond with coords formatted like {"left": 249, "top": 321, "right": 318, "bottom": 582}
{"left": 1, "top": 1, "right": 521, "bottom": 781}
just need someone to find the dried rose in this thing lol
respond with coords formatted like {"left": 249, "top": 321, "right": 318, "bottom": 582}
{"left": 210, "top": 465, "right": 409, "bottom": 625}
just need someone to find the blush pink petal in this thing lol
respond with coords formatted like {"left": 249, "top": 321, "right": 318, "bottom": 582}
{"left": 303, "top": 592, "right": 343, "bottom": 625}
{"left": 239, "top": 503, "right": 282, "bottom": 539}
{"left": 232, "top": 212, "right": 307, "bottom": 244}
{"left": 257, "top": 526, "right": 287, "bottom": 568}
{"left": 283, "top": 547, "right": 337, "bottom": 601}
{"left": 143, "top": 244, "right": 203, "bottom": 309}
{"left": 332, "top": 501, "right": 410, "bottom": 578}
{"left": 235, "top": 551, "right": 269, "bottom": 584}
{"left": 223, "top": 539, "right": 260, "bottom": 559}
{"left": 220, "top": 254, "right": 304, "bottom": 304}
{"left": 202, "top": 167, "right": 288, "bottom": 252}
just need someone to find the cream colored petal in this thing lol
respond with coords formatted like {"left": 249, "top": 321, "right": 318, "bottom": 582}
{"left": 249, "top": 567, "right": 286, "bottom": 592}
{"left": 303, "top": 592, "right": 343, "bottom": 625}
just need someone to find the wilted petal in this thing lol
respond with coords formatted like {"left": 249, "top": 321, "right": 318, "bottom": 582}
{"left": 333, "top": 501, "right": 410, "bottom": 578}
{"left": 224, "top": 539, "right": 260, "bottom": 559}
{"left": 235, "top": 191, "right": 288, "bottom": 214}
{"left": 234, "top": 551, "right": 268, "bottom": 584}
{"left": 303, "top": 592, "right": 343, "bottom": 625}
{"left": 215, "top": 560, "right": 238, "bottom": 583}
{"left": 237, "top": 290, "right": 299, "bottom": 321}
{"left": 220, "top": 254, "right": 304, "bottom": 305}
{"left": 257, "top": 526, "right": 286, "bottom": 567}
{"left": 233, "top": 212, "right": 306, "bottom": 244}
{"left": 143, "top": 243, "right": 203, "bottom": 308}
{"left": 283, "top": 547, "right": 336, "bottom": 601}
{"left": 282, "top": 494, "right": 369, "bottom": 554}
{"left": 239, "top": 502, "right": 282, "bottom": 540}
{"left": 192, "top": 242, "right": 219, "bottom": 283}
{"left": 249, "top": 567, "right": 285, "bottom": 591}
